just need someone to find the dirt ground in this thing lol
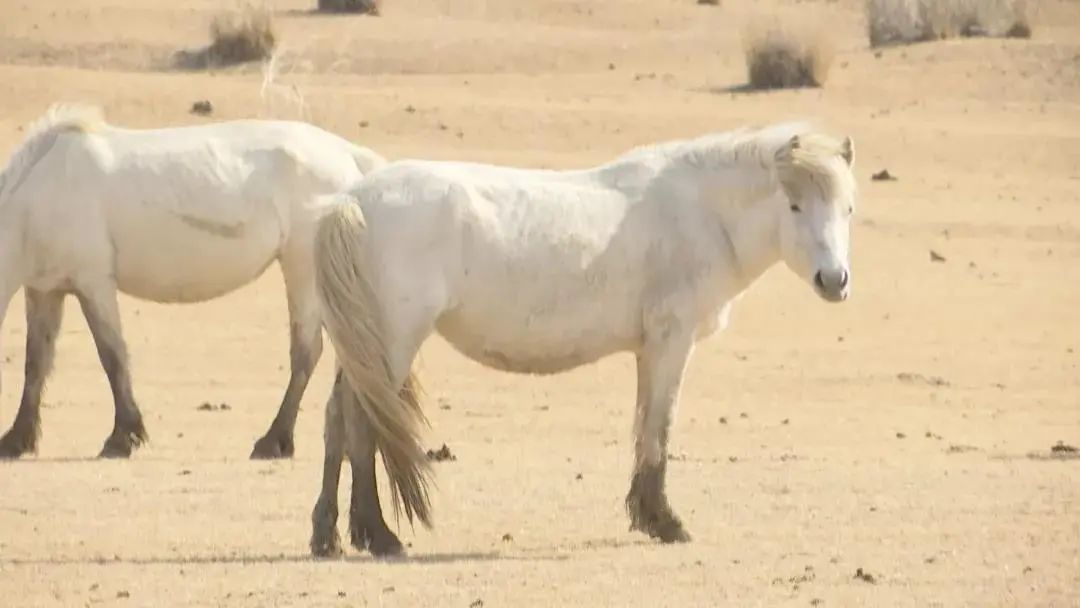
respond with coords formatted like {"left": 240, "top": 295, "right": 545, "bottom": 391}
{"left": 1, "top": 0, "right": 1078, "bottom": 606}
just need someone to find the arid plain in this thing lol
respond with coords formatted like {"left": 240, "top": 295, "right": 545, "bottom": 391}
{"left": 0, "top": 0, "right": 1078, "bottom": 606}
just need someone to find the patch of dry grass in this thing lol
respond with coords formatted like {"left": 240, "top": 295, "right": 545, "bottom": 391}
{"left": 867, "top": 0, "right": 1033, "bottom": 48}
{"left": 742, "top": 19, "right": 833, "bottom": 90}
{"left": 317, "top": 0, "right": 381, "bottom": 14}
{"left": 176, "top": 4, "right": 277, "bottom": 69}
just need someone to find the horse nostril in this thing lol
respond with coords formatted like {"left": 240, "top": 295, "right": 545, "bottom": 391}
{"left": 814, "top": 271, "right": 825, "bottom": 291}
{"left": 839, "top": 270, "right": 850, "bottom": 290}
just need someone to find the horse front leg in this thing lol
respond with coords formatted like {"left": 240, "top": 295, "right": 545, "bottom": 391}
{"left": 252, "top": 255, "right": 322, "bottom": 459}
{"left": 76, "top": 281, "right": 148, "bottom": 458}
{"left": 0, "top": 289, "right": 64, "bottom": 458}
{"left": 625, "top": 318, "right": 695, "bottom": 543}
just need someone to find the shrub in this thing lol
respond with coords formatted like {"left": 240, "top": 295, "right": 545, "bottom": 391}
{"left": 317, "top": 0, "right": 381, "bottom": 14}
{"left": 207, "top": 5, "right": 276, "bottom": 65}
{"left": 867, "top": 0, "right": 1032, "bottom": 48}
{"left": 743, "top": 20, "right": 832, "bottom": 90}
{"left": 176, "top": 4, "right": 276, "bottom": 69}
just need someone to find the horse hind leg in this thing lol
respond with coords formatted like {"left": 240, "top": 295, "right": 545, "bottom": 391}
{"left": 252, "top": 253, "right": 323, "bottom": 459}
{"left": 76, "top": 280, "right": 148, "bottom": 458}
{"left": 310, "top": 369, "right": 347, "bottom": 558}
{"left": 625, "top": 323, "right": 695, "bottom": 543}
{"left": 343, "top": 372, "right": 425, "bottom": 558}
{"left": 344, "top": 295, "right": 439, "bottom": 558}
{"left": 0, "top": 289, "right": 64, "bottom": 458}
{"left": 343, "top": 389, "right": 405, "bottom": 558}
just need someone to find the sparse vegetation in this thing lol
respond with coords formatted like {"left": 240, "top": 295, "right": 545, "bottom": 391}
{"left": 742, "top": 19, "right": 832, "bottom": 90}
{"left": 867, "top": 0, "right": 1033, "bottom": 48}
{"left": 317, "top": 0, "right": 381, "bottom": 14}
{"left": 176, "top": 4, "right": 277, "bottom": 69}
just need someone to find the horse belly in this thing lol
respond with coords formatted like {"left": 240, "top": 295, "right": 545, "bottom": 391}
{"left": 435, "top": 284, "right": 639, "bottom": 375}
{"left": 110, "top": 207, "right": 282, "bottom": 303}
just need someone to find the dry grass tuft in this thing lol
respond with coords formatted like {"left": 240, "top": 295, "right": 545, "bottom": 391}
{"left": 317, "top": 0, "right": 381, "bottom": 14}
{"left": 742, "top": 19, "right": 833, "bottom": 90}
{"left": 176, "top": 4, "right": 277, "bottom": 69}
{"left": 867, "top": 0, "right": 1033, "bottom": 48}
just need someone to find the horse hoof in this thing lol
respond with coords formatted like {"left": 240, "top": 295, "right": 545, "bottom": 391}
{"left": 0, "top": 428, "right": 37, "bottom": 459}
{"left": 250, "top": 435, "right": 294, "bottom": 460}
{"left": 656, "top": 525, "right": 692, "bottom": 544}
{"left": 352, "top": 525, "right": 404, "bottom": 558}
{"left": 98, "top": 440, "right": 133, "bottom": 459}
{"left": 311, "top": 532, "right": 344, "bottom": 559}
{"left": 0, "top": 439, "right": 28, "bottom": 459}
{"left": 0, "top": 443, "right": 27, "bottom": 459}
{"left": 369, "top": 537, "right": 405, "bottom": 559}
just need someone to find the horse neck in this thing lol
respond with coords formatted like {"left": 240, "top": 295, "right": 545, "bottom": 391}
{"left": 665, "top": 151, "right": 785, "bottom": 293}
{"left": 722, "top": 190, "right": 784, "bottom": 287}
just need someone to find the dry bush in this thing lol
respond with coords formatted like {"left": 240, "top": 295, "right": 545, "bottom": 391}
{"left": 317, "top": 0, "right": 381, "bottom": 14}
{"left": 176, "top": 4, "right": 276, "bottom": 69}
{"left": 867, "top": 0, "right": 1032, "bottom": 47}
{"left": 742, "top": 19, "right": 833, "bottom": 90}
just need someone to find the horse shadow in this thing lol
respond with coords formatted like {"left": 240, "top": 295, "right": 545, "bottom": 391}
{"left": 0, "top": 537, "right": 650, "bottom": 567}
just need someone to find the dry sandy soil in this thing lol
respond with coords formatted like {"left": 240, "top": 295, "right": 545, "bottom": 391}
{"left": 1, "top": 0, "right": 1079, "bottom": 606}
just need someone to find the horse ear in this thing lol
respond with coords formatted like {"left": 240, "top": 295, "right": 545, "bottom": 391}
{"left": 776, "top": 134, "right": 800, "bottom": 163}
{"left": 841, "top": 136, "right": 855, "bottom": 167}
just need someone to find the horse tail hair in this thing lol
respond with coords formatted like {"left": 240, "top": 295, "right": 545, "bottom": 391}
{"left": 0, "top": 104, "right": 104, "bottom": 210}
{"left": 349, "top": 144, "right": 388, "bottom": 176}
{"left": 314, "top": 202, "right": 434, "bottom": 528}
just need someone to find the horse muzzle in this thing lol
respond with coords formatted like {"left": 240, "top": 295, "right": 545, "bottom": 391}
{"left": 813, "top": 268, "right": 850, "bottom": 302}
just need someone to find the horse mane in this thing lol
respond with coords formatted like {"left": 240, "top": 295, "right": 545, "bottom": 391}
{"left": 608, "top": 122, "right": 854, "bottom": 204}
{"left": 0, "top": 103, "right": 106, "bottom": 208}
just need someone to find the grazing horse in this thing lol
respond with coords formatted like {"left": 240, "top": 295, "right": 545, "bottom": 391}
{"left": 308, "top": 122, "right": 857, "bottom": 556}
{"left": 0, "top": 104, "right": 385, "bottom": 459}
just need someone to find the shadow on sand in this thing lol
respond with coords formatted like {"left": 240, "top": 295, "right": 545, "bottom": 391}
{"left": 0, "top": 536, "right": 660, "bottom": 567}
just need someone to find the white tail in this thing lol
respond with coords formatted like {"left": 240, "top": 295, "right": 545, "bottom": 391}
{"left": 314, "top": 202, "right": 433, "bottom": 527}
{"left": 0, "top": 104, "right": 103, "bottom": 209}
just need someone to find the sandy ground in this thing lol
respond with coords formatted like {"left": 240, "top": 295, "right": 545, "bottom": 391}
{"left": 1, "top": 0, "right": 1079, "bottom": 606}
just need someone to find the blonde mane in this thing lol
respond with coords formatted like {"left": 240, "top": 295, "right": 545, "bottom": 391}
{"left": 606, "top": 122, "right": 854, "bottom": 207}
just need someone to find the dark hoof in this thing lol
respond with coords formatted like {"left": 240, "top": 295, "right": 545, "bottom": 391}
{"left": 628, "top": 510, "right": 693, "bottom": 544}
{"left": 311, "top": 501, "right": 342, "bottom": 558}
{"left": 652, "top": 520, "right": 692, "bottom": 544}
{"left": 251, "top": 433, "right": 295, "bottom": 460}
{"left": 0, "top": 428, "right": 37, "bottom": 459}
{"left": 626, "top": 492, "right": 692, "bottom": 544}
{"left": 351, "top": 523, "right": 404, "bottom": 558}
{"left": 311, "top": 528, "right": 344, "bottom": 558}
{"left": 98, "top": 439, "right": 133, "bottom": 459}
{"left": 99, "top": 420, "right": 148, "bottom": 459}
{"left": 370, "top": 535, "right": 406, "bottom": 559}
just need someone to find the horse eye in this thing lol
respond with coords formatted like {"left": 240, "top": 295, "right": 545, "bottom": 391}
{"left": 790, "top": 204, "right": 802, "bottom": 213}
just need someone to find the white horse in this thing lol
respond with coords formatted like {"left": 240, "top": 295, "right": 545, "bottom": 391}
{"left": 306, "top": 121, "right": 857, "bottom": 557}
{"left": 0, "top": 104, "right": 385, "bottom": 459}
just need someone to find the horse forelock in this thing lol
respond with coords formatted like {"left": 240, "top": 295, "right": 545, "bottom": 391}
{"left": 771, "top": 130, "right": 855, "bottom": 203}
